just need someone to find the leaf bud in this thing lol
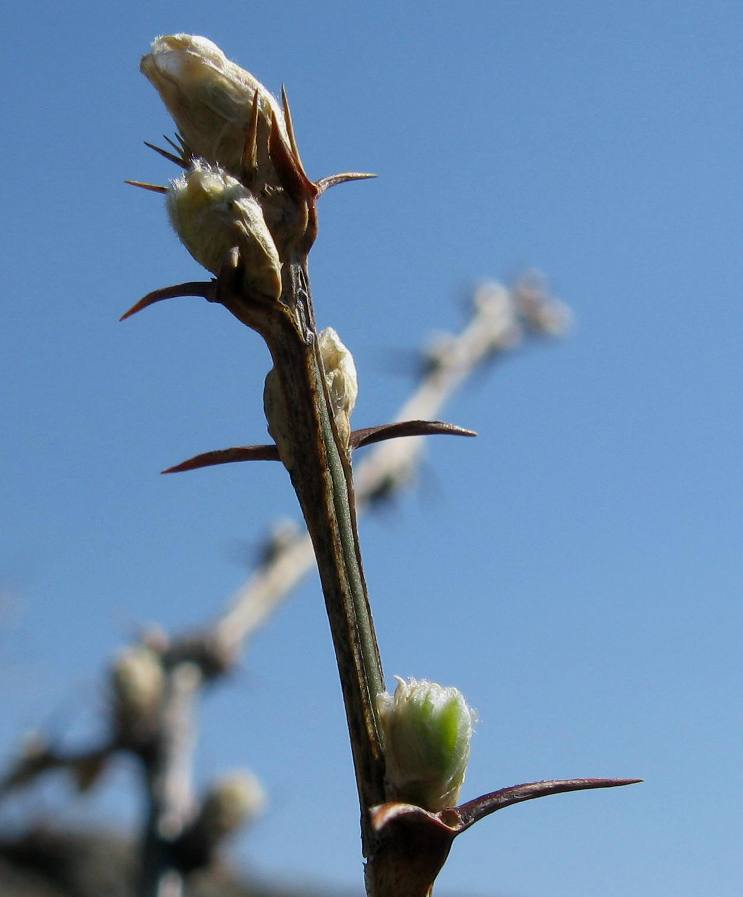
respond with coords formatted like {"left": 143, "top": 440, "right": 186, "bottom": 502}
{"left": 377, "top": 677, "right": 476, "bottom": 811}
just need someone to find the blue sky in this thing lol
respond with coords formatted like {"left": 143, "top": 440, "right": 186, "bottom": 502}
{"left": 2, "top": 2, "right": 742, "bottom": 895}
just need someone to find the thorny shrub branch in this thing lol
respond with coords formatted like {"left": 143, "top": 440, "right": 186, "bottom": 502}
{"left": 4, "top": 34, "right": 641, "bottom": 897}
{"left": 125, "top": 35, "right": 638, "bottom": 897}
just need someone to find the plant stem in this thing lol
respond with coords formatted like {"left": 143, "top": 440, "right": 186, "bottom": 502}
{"left": 249, "top": 259, "right": 387, "bottom": 865}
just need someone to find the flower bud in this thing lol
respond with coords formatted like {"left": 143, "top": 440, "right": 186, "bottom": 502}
{"left": 198, "top": 771, "right": 265, "bottom": 839}
{"left": 167, "top": 161, "right": 282, "bottom": 299}
{"left": 318, "top": 327, "right": 358, "bottom": 447}
{"left": 141, "top": 34, "right": 287, "bottom": 177}
{"left": 377, "top": 677, "right": 476, "bottom": 811}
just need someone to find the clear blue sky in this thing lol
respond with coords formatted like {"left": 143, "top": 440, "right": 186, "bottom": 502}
{"left": 2, "top": 2, "right": 742, "bottom": 895}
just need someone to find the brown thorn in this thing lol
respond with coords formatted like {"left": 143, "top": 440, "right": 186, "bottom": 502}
{"left": 159, "top": 421, "right": 476, "bottom": 474}
{"left": 350, "top": 420, "right": 477, "bottom": 450}
{"left": 124, "top": 179, "right": 168, "bottom": 194}
{"left": 143, "top": 141, "right": 188, "bottom": 169}
{"left": 281, "top": 84, "right": 317, "bottom": 196}
{"left": 162, "top": 445, "right": 281, "bottom": 474}
{"left": 241, "top": 91, "right": 261, "bottom": 180}
{"left": 119, "top": 281, "right": 216, "bottom": 321}
{"left": 454, "top": 778, "right": 643, "bottom": 833}
{"left": 163, "top": 134, "right": 180, "bottom": 151}
{"left": 173, "top": 132, "right": 193, "bottom": 159}
{"left": 269, "top": 110, "right": 307, "bottom": 199}
{"left": 316, "top": 171, "right": 378, "bottom": 194}
{"left": 280, "top": 85, "right": 303, "bottom": 166}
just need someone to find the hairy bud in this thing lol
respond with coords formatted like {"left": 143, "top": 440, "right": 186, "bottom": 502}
{"left": 377, "top": 677, "right": 476, "bottom": 811}
{"left": 264, "top": 327, "right": 358, "bottom": 466}
{"left": 141, "top": 34, "right": 287, "bottom": 177}
{"left": 318, "top": 327, "right": 358, "bottom": 447}
{"left": 167, "top": 161, "right": 282, "bottom": 299}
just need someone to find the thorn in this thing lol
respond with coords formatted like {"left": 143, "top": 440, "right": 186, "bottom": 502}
{"left": 315, "top": 171, "right": 378, "bottom": 194}
{"left": 171, "top": 132, "right": 192, "bottom": 160}
{"left": 454, "top": 778, "right": 643, "bottom": 832}
{"left": 350, "top": 420, "right": 477, "bottom": 450}
{"left": 119, "top": 281, "right": 216, "bottom": 321}
{"left": 162, "top": 444, "right": 281, "bottom": 474}
{"left": 281, "top": 85, "right": 303, "bottom": 165}
{"left": 269, "top": 109, "right": 308, "bottom": 200}
{"left": 275, "top": 89, "right": 317, "bottom": 197}
{"left": 144, "top": 140, "right": 188, "bottom": 169}
{"left": 124, "top": 179, "right": 168, "bottom": 194}
{"left": 163, "top": 134, "right": 181, "bottom": 151}
{"left": 241, "top": 91, "right": 261, "bottom": 180}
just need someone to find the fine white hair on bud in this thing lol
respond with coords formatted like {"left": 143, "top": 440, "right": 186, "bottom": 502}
{"left": 377, "top": 677, "right": 476, "bottom": 812}
{"left": 141, "top": 34, "right": 288, "bottom": 177}
{"left": 318, "top": 327, "right": 358, "bottom": 447}
{"left": 167, "top": 160, "right": 282, "bottom": 299}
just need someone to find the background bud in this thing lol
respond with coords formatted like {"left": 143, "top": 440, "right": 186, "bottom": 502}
{"left": 377, "top": 677, "right": 476, "bottom": 811}
{"left": 141, "top": 34, "right": 288, "bottom": 177}
{"left": 167, "top": 161, "right": 282, "bottom": 299}
{"left": 198, "top": 771, "right": 265, "bottom": 840}
{"left": 111, "top": 645, "right": 164, "bottom": 727}
{"left": 318, "top": 327, "right": 358, "bottom": 447}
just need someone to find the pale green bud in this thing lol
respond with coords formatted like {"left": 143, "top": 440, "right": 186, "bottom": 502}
{"left": 377, "top": 677, "right": 476, "bottom": 811}
{"left": 318, "top": 327, "right": 358, "bottom": 447}
{"left": 141, "top": 34, "right": 287, "bottom": 177}
{"left": 167, "top": 161, "right": 282, "bottom": 299}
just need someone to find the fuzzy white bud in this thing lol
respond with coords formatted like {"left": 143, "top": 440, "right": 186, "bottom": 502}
{"left": 141, "top": 34, "right": 288, "bottom": 177}
{"left": 377, "top": 677, "right": 476, "bottom": 811}
{"left": 167, "top": 161, "right": 282, "bottom": 299}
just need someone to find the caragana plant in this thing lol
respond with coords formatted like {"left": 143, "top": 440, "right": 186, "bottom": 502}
{"left": 124, "top": 34, "right": 638, "bottom": 897}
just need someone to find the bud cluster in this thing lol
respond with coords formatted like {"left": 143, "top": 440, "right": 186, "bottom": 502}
{"left": 140, "top": 34, "right": 290, "bottom": 301}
